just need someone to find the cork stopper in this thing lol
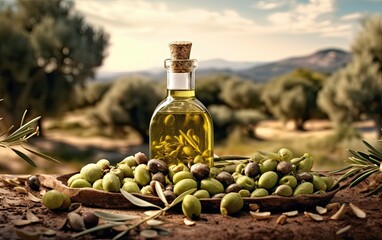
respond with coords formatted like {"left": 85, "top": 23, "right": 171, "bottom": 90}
{"left": 167, "top": 41, "right": 195, "bottom": 73}
{"left": 169, "top": 41, "right": 192, "bottom": 60}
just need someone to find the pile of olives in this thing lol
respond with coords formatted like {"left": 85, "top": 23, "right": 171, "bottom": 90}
{"left": 65, "top": 149, "right": 334, "bottom": 217}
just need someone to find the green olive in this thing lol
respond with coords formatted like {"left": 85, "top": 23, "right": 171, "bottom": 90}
{"left": 260, "top": 159, "right": 278, "bottom": 174}
{"left": 59, "top": 192, "right": 71, "bottom": 210}
{"left": 200, "top": 177, "right": 224, "bottom": 196}
{"left": 238, "top": 189, "right": 251, "bottom": 198}
{"left": 278, "top": 175, "right": 298, "bottom": 189}
{"left": 102, "top": 173, "right": 121, "bottom": 192}
{"left": 96, "top": 159, "right": 110, "bottom": 170}
{"left": 42, "top": 190, "right": 64, "bottom": 210}
{"left": 312, "top": 175, "right": 327, "bottom": 191}
{"left": 322, "top": 176, "right": 335, "bottom": 190}
{"left": 70, "top": 179, "right": 91, "bottom": 188}
{"left": 193, "top": 189, "right": 210, "bottom": 199}
{"left": 67, "top": 173, "right": 83, "bottom": 187}
{"left": 236, "top": 176, "right": 256, "bottom": 192}
{"left": 120, "top": 156, "right": 137, "bottom": 167}
{"left": 251, "top": 188, "right": 269, "bottom": 197}
{"left": 173, "top": 171, "right": 195, "bottom": 185}
{"left": 182, "top": 195, "right": 201, "bottom": 219}
{"left": 118, "top": 164, "right": 134, "bottom": 178}
{"left": 220, "top": 192, "right": 243, "bottom": 216}
{"left": 278, "top": 148, "right": 293, "bottom": 161}
{"left": 258, "top": 171, "right": 278, "bottom": 190}
{"left": 92, "top": 179, "right": 104, "bottom": 190}
{"left": 274, "top": 184, "right": 293, "bottom": 197}
{"left": 122, "top": 181, "right": 141, "bottom": 193}
{"left": 297, "top": 153, "right": 314, "bottom": 172}
{"left": 80, "top": 163, "right": 103, "bottom": 183}
{"left": 293, "top": 182, "right": 314, "bottom": 196}
{"left": 174, "top": 179, "right": 197, "bottom": 196}
{"left": 134, "top": 164, "right": 151, "bottom": 187}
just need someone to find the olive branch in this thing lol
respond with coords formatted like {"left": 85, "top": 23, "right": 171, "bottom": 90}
{"left": 73, "top": 182, "right": 196, "bottom": 239}
{"left": 0, "top": 100, "right": 59, "bottom": 167}
{"left": 331, "top": 134, "right": 382, "bottom": 196}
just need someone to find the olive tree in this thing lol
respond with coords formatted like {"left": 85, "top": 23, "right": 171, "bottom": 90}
{"left": 91, "top": 77, "right": 161, "bottom": 143}
{"left": 261, "top": 68, "right": 325, "bottom": 130}
{"left": 209, "top": 105, "right": 265, "bottom": 142}
{"left": 318, "top": 15, "right": 382, "bottom": 138}
{"left": 0, "top": 0, "right": 109, "bottom": 134}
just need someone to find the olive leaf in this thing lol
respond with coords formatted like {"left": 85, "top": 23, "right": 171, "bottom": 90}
{"left": 349, "top": 168, "right": 379, "bottom": 188}
{"left": 332, "top": 135, "right": 382, "bottom": 195}
{"left": 73, "top": 222, "right": 126, "bottom": 238}
{"left": 155, "top": 181, "right": 168, "bottom": 207}
{"left": 93, "top": 211, "right": 140, "bottom": 221}
{"left": 8, "top": 147, "right": 37, "bottom": 167}
{"left": 169, "top": 188, "right": 197, "bottom": 208}
{"left": 0, "top": 107, "right": 60, "bottom": 167}
{"left": 120, "top": 189, "right": 161, "bottom": 209}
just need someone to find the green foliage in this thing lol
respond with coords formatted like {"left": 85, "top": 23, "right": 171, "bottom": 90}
{"left": 196, "top": 74, "right": 231, "bottom": 107}
{"left": 318, "top": 15, "right": 382, "bottom": 137}
{"left": 220, "top": 78, "right": 264, "bottom": 109}
{"left": 92, "top": 77, "right": 161, "bottom": 143}
{"left": 209, "top": 105, "right": 265, "bottom": 141}
{"left": 0, "top": 0, "right": 109, "bottom": 131}
{"left": 71, "top": 82, "right": 112, "bottom": 109}
{"left": 261, "top": 68, "right": 325, "bottom": 130}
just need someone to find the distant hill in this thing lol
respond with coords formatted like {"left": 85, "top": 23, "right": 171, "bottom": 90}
{"left": 236, "top": 48, "right": 351, "bottom": 83}
{"left": 95, "top": 48, "right": 351, "bottom": 83}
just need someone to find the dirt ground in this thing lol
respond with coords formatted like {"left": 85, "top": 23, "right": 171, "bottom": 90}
{"left": 0, "top": 173, "right": 381, "bottom": 240}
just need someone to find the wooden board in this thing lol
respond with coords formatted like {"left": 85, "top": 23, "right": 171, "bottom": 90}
{"left": 39, "top": 173, "right": 340, "bottom": 211}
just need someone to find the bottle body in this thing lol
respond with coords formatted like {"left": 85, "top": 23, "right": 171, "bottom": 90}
{"left": 149, "top": 60, "right": 214, "bottom": 167}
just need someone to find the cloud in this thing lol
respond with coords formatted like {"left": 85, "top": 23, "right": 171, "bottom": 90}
{"left": 252, "top": 1, "right": 286, "bottom": 10}
{"left": 341, "top": 13, "right": 362, "bottom": 21}
{"left": 73, "top": 0, "right": 357, "bottom": 71}
{"left": 266, "top": 0, "right": 353, "bottom": 37}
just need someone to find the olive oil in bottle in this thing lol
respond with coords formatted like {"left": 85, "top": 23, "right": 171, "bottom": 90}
{"left": 149, "top": 41, "right": 214, "bottom": 167}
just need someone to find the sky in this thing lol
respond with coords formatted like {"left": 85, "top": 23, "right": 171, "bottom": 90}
{"left": 74, "top": 0, "right": 382, "bottom": 72}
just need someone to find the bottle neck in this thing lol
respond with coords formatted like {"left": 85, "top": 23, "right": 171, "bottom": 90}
{"left": 167, "top": 71, "right": 196, "bottom": 98}
{"left": 165, "top": 59, "right": 197, "bottom": 98}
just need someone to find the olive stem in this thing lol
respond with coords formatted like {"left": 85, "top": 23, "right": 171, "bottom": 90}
{"left": 112, "top": 207, "right": 169, "bottom": 240}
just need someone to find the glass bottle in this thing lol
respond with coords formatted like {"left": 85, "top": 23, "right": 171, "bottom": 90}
{"left": 149, "top": 42, "right": 214, "bottom": 167}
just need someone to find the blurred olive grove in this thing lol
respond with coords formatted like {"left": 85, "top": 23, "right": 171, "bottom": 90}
{"left": 0, "top": 0, "right": 381, "bottom": 168}
{"left": 0, "top": 0, "right": 109, "bottom": 134}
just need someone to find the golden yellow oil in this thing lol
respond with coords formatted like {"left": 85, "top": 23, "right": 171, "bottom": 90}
{"left": 149, "top": 111, "right": 213, "bottom": 167}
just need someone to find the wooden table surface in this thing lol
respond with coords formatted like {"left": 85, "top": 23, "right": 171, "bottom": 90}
{"left": 0, "top": 174, "right": 381, "bottom": 240}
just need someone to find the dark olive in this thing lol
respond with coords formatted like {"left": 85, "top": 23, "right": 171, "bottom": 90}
{"left": 216, "top": 171, "right": 234, "bottom": 187}
{"left": 212, "top": 193, "right": 226, "bottom": 199}
{"left": 163, "top": 190, "right": 176, "bottom": 202}
{"left": 225, "top": 183, "right": 242, "bottom": 193}
{"left": 165, "top": 184, "right": 173, "bottom": 191}
{"left": 276, "top": 161, "right": 293, "bottom": 176}
{"left": 244, "top": 162, "right": 260, "bottom": 178}
{"left": 147, "top": 159, "right": 169, "bottom": 175}
{"left": 135, "top": 152, "right": 148, "bottom": 165}
{"left": 27, "top": 175, "right": 40, "bottom": 191}
{"left": 191, "top": 163, "right": 210, "bottom": 180}
{"left": 82, "top": 211, "right": 99, "bottom": 229}
{"left": 150, "top": 180, "right": 164, "bottom": 196}
{"left": 296, "top": 172, "right": 314, "bottom": 183}
{"left": 151, "top": 172, "right": 166, "bottom": 186}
